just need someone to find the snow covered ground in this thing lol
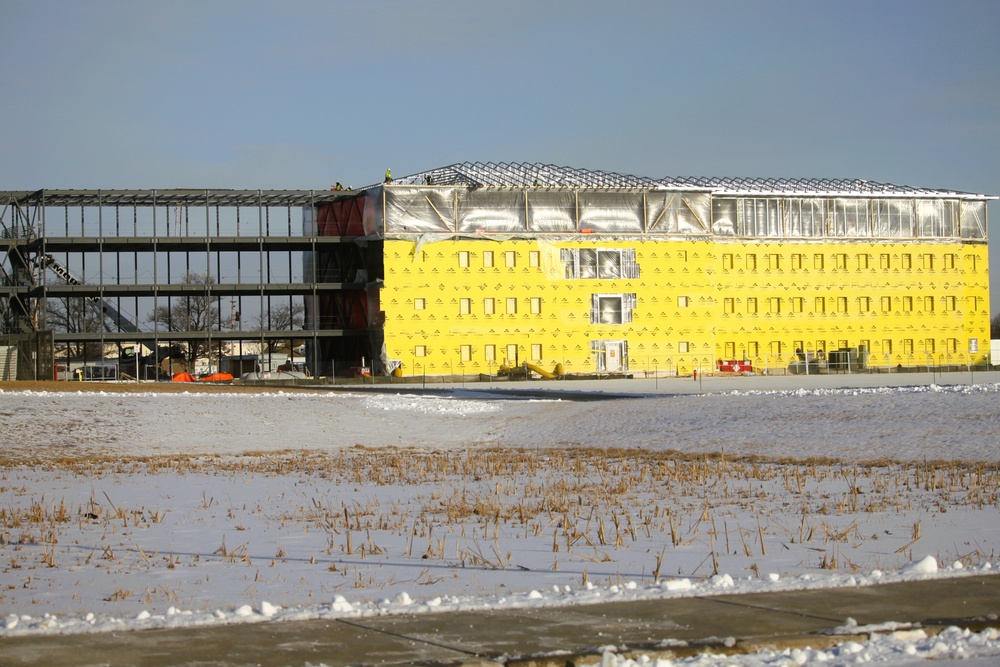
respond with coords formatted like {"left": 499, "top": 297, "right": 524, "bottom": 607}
{"left": 1, "top": 373, "right": 999, "bottom": 665}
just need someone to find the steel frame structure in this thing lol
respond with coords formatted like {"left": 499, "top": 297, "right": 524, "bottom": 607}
{"left": 1, "top": 189, "right": 379, "bottom": 380}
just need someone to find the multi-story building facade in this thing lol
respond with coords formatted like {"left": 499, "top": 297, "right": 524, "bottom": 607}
{"left": 3, "top": 163, "right": 992, "bottom": 381}
{"left": 311, "top": 162, "right": 992, "bottom": 377}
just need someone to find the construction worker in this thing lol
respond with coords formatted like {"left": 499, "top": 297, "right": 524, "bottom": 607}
{"left": 384, "top": 168, "right": 392, "bottom": 184}
{"left": 334, "top": 182, "right": 344, "bottom": 191}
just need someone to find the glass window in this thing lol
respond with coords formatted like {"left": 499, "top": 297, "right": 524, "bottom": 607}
{"left": 458, "top": 251, "right": 470, "bottom": 268}
{"left": 530, "top": 297, "right": 542, "bottom": 314}
{"left": 484, "top": 298, "right": 495, "bottom": 315}
{"left": 414, "top": 298, "right": 426, "bottom": 311}
{"left": 506, "top": 297, "right": 518, "bottom": 314}
{"left": 505, "top": 251, "right": 517, "bottom": 268}
{"left": 483, "top": 251, "right": 494, "bottom": 268}
{"left": 460, "top": 345, "right": 472, "bottom": 362}
{"left": 529, "top": 250, "right": 540, "bottom": 268}
{"left": 459, "top": 298, "right": 471, "bottom": 315}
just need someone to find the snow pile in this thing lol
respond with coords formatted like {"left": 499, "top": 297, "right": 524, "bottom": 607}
{"left": 2, "top": 557, "right": 995, "bottom": 638}
{"left": 584, "top": 626, "right": 1000, "bottom": 666}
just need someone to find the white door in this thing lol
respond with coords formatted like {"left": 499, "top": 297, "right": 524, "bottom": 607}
{"left": 605, "top": 341, "right": 623, "bottom": 372}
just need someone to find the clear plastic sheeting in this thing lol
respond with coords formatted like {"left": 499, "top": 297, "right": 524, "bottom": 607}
{"left": 961, "top": 200, "right": 987, "bottom": 239}
{"left": 739, "top": 198, "right": 783, "bottom": 237}
{"left": 376, "top": 185, "right": 988, "bottom": 241}
{"left": 384, "top": 188, "right": 456, "bottom": 233}
{"left": 872, "top": 200, "right": 914, "bottom": 238}
{"left": 457, "top": 189, "right": 526, "bottom": 233}
{"left": 561, "top": 248, "right": 640, "bottom": 279}
{"left": 361, "top": 190, "right": 382, "bottom": 237}
{"left": 829, "top": 199, "right": 872, "bottom": 237}
{"left": 526, "top": 190, "right": 576, "bottom": 232}
{"left": 578, "top": 191, "right": 643, "bottom": 232}
{"left": 916, "top": 199, "right": 958, "bottom": 238}
{"left": 786, "top": 198, "right": 827, "bottom": 237}
{"left": 646, "top": 192, "right": 711, "bottom": 234}
{"left": 712, "top": 198, "right": 737, "bottom": 236}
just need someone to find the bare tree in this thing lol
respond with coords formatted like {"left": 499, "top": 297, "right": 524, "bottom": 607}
{"left": 45, "top": 297, "right": 105, "bottom": 358}
{"left": 992, "top": 312, "right": 1000, "bottom": 340}
{"left": 147, "top": 272, "right": 220, "bottom": 362}
{"left": 257, "top": 300, "right": 304, "bottom": 331}
{"left": 252, "top": 300, "right": 305, "bottom": 353}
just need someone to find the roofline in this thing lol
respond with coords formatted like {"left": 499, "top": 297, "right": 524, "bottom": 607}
{"left": 385, "top": 162, "right": 995, "bottom": 200}
{"left": 0, "top": 189, "right": 352, "bottom": 207}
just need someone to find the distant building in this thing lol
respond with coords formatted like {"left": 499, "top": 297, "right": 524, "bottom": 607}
{"left": 307, "top": 162, "right": 993, "bottom": 377}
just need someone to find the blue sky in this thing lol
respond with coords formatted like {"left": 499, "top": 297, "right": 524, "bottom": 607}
{"left": 2, "top": 0, "right": 998, "bottom": 312}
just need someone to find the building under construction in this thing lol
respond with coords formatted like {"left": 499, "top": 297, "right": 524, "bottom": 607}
{"left": 1, "top": 162, "right": 993, "bottom": 381}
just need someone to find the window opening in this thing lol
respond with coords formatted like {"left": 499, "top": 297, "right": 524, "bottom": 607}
{"left": 561, "top": 248, "right": 639, "bottom": 279}
{"left": 591, "top": 293, "right": 636, "bottom": 324}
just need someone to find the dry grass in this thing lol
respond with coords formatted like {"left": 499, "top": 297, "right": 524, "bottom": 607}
{"left": 3, "top": 445, "right": 997, "bottom": 594}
